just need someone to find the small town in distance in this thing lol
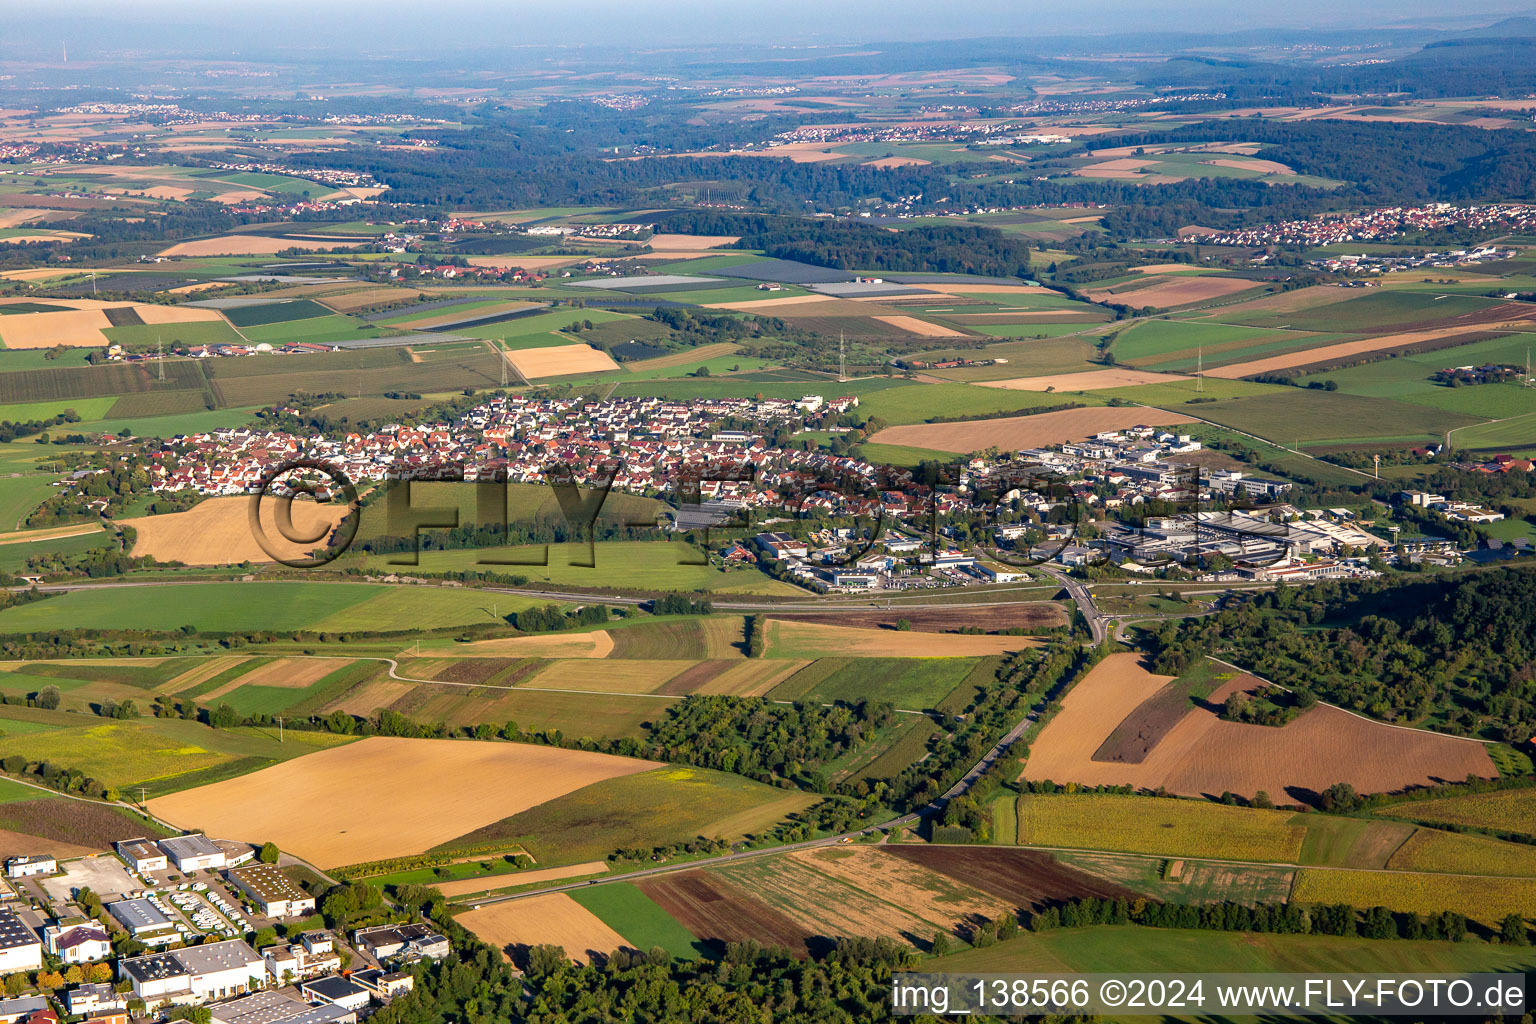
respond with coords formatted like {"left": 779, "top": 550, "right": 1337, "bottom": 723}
{"left": 0, "top": 2, "right": 1535, "bottom": 1022}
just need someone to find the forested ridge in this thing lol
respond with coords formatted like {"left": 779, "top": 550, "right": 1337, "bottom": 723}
{"left": 1150, "top": 567, "right": 1536, "bottom": 742}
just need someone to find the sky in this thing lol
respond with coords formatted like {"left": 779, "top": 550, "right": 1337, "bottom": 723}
{"left": 3, "top": 0, "right": 1532, "bottom": 55}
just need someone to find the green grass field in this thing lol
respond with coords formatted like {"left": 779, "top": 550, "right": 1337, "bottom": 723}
{"left": 0, "top": 777, "right": 51, "bottom": 803}
{"left": 1190, "top": 390, "right": 1481, "bottom": 444}
{"left": 1220, "top": 289, "right": 1504, "bottom": 332}
{"left": 763, "top": 656, "right": 978, "bottom": 709}
{"left": 105, "top": 321, "right": 245, "bottom": 349}
{"left": 1450, "top": 410, "right": 1536, "bottom": 450}
{"left": 0, "top": 714, "right": 357, "bottom": 795}
{"left": 212, "top": 660, "right": 373, "bottom": 718}
{"left": 1109, "top": 320, "right": 1305, "bottom": 366}
{"left": 855, "top": 383, "right": 1106, "bottom": 426}
{"left": 436, "top": 765, "right": 814, "bottom": 865}
{"left": 0, "top": 581, "right": 536, "bottom": 634}
{"left": 354, "top": 541, "right": 794, "bottom": 595}
{"left": 935, "top": 924, "right": 1536, "bottom": 974}
{"left": 568, "top": 883, "right": 706, "bottom": 958}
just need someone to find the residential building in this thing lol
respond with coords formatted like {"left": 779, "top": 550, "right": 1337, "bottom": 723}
{"left": 263, "top": 938, "right": 339, "bottom": 985}
{"left": 350, "top": 969, "right": 413, "bottom": 1003}
{"left": 0, "top": 998, "right": 46, "bottom": 1024}
{"left": 0, "top": 910, "right": 41, "bottom": 973}
{"left": 116, "top": 839, "right": 168, "bottom": 874}
{"left": 228, "top": 864, "right": 316, "bottom": 918}
{"left": 118, "top": 940, "right": 265, "bottom": 1005}
{"left": 42, "top": 920, "right": 111, "bottom": 962}
{"left": 160, "top": 834, "right": 227, "bottom": 872}
{"left": 63, "top": 985, "right": 126, "bottom": 1018}
{"left": 5, "top": 855, "right": 54, "bottom": 879}
{"left": 352, "top": 923, "right": 450, "bottom": 962}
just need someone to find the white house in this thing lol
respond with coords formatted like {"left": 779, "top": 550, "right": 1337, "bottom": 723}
{"left": 64, "top": 984, "right": 127, "bottom": 1017}
{"left": 43, "top": 921, "right": 111, "bottom": 963}
{"left": 0, "top": 911, "right": 40, "bottom": 973}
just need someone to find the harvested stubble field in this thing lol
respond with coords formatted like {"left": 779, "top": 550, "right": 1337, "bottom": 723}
{"left": 870, "top": 407, "right": 1196, "bottom": 454}
{"left": 1375, "top": 787, "right": 1536, "bottom": 838}
{"left": 518, "top": 659, "right": 694, "bottom": 694}
{"left": 158, "top": 657, "right": 252, "bottom": 695}
{"left": 458, "top": 894, "right": 627, "bottom": 964}
{"left": 1015, "top": 794, "right": 1307, "bottom": 863}
{"left": 157, "top": 234, "right": 364, "bottom": 256}
{"left": 433, "top": 861, "right": 609, "bottom": 898}
{"left": 439, "top": 631, "right": 616, "bottom": 658}
{"left": 764, "top": 620, "right": 1032, "bottom": 658}
{"left": 1021, "top": 654, "right": 1495, "bottom": 800}
{"left": 639, "top": 870, "right": 815, "bottom": 958}
{"left": 502, "top": 343, "right": 620, "bottom": 380}
{"left": 771, "top": 603, "right": 1065, "bottom": 634}
{"left": 883, "top": 846, "right": 1141, "bottom": 913}
{"left": 978, "top": 368, "right": 1190, "bottom": 392}
{"left": 711, "top": 853, "right": 962, "bottom": 949}
{"left": 869, "top": 314, "right": 963, "bottom": 337}
{"left": 197, "top": 657, "right": 342, "bottom": 698}
{"left": 690, "top": 659, "right": 809, "bottom": 696}
{"left": 794, "top": 847, "right": 1012, "bottom": 935}
{"left": 1289, "top": 869, "right": 1536, "bottom": 928}
{"left": 1085, "top": 276, "right": 1258, "bottom": 307}
{"left": 126, "top": 498, "right": 351, "bottom": 566}
{"left": 146, "top": 737, "right": 659, "bottom": 868}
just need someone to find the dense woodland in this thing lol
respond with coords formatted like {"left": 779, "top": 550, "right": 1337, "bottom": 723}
{"left": 1150, "top": 567, "right": 1536, "bottom": 743}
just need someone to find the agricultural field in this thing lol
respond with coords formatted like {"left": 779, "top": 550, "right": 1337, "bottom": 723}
{"left": 1014, "top": 794, "right": 1307, "bottom": 863}
{"left": 763, "top": 620, "right": 1030, "bottom": 659}
{"left": 1020, "top": 654, "right": 1495, "bottom": 800}
{"left": 1375, "top": 787, "right": 1536, "bottom": 838}
{"left": 1289, "top": 869, "right": 1536, "bottom": 928}
{"left": 124, "top": 495, "right": 349, "bottom": 566}
{"left": 353, "top": 541, "right": 795, "bottom": 595}
{"left": 936, "top": 924, "right": 1536, "bottom": 974}
{"left": 457, "top": 894, "right": 628, "bottom": 964}
{"left": 439, "top": 766, "right": 814, "bottom": 867}
{"left": 638, "top": 869, "right": 817, "bottom": 957}
{"left": 567, "top": 883, "right": 706, "bottom": 959}
{"left": 870, "top": 406, "right": 1196, "bottom": 454}
{"left": 0, "top": 712, "right": 356, "bottom": 797}
{"left": 764, "top": 656, "right": 980, "bottom": 709}
{"left": 1188, "top": 390, "right": 1481, "bottom": 445}
{"left": 147, "top": 737, "right": 661, "bottom": 868}
{"left": 1383, "top": 827, "right": 1536, "bottom": 877}
{"left": 0, "top": 791, "right": 171, "bottom": 859}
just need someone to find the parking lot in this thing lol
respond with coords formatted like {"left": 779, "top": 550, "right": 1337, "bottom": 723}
{"left": 40, "top": 855, "right": 138, "bottom": 903}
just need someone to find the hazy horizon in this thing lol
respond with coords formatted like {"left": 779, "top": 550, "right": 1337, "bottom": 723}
{"left": 2, "top": 0, "right": 1533, "bottom": 58}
